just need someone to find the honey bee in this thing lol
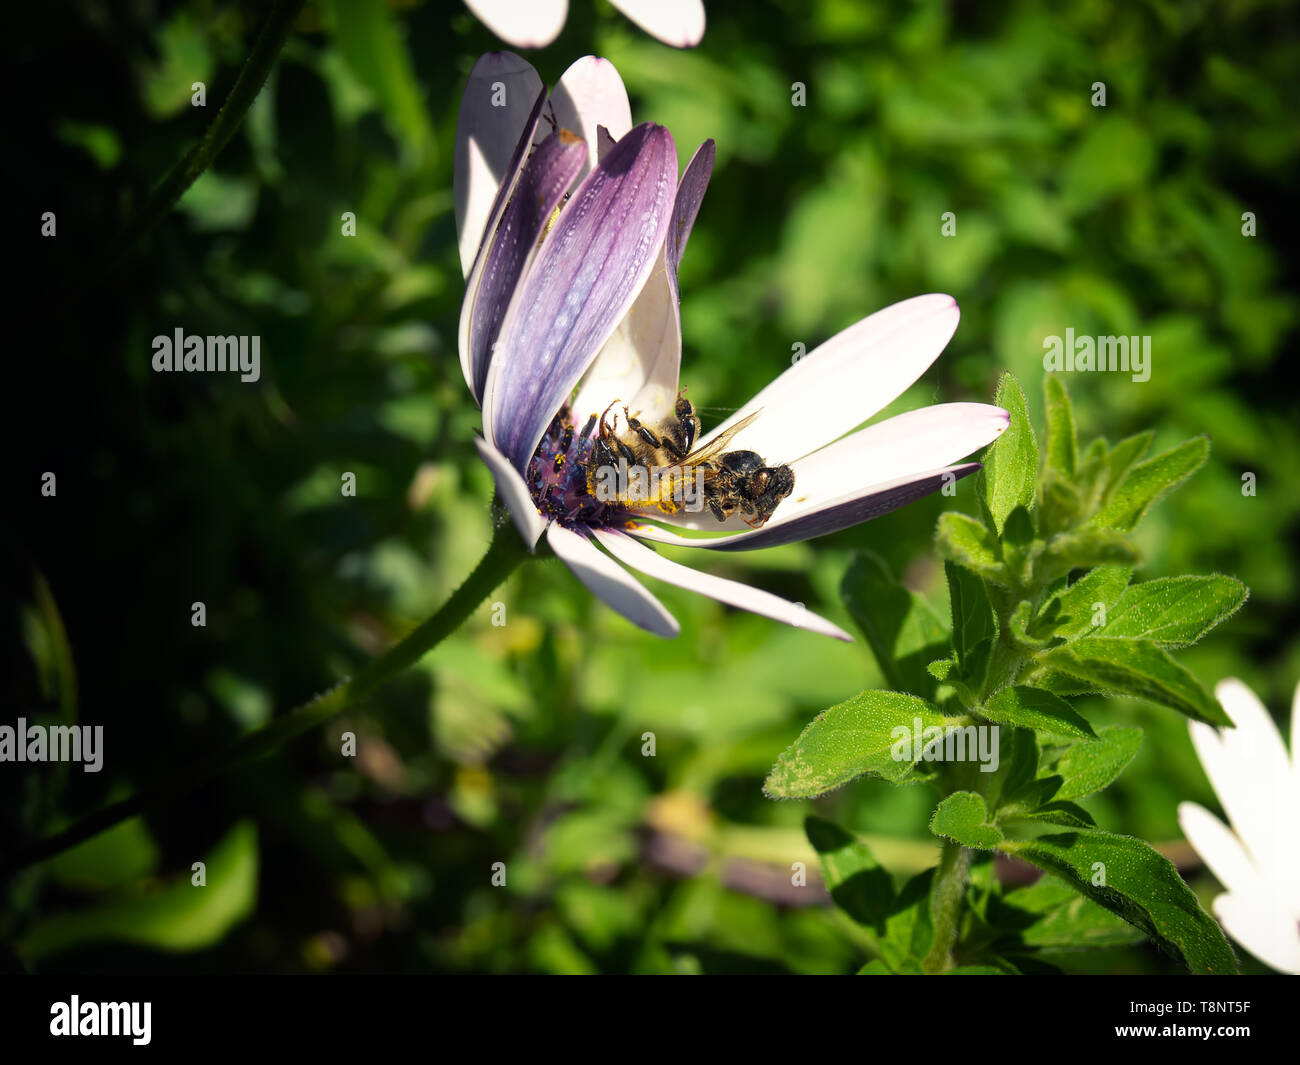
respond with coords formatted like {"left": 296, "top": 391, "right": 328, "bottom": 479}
{"left": 584, "top": 393, "right": 794, "bottom": 528}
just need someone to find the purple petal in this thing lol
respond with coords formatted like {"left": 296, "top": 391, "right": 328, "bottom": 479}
{"left": 454, "top": 52, "right": 545, "bottom": 277}
{"left": 463, "top": 130, "right": 588, "bottom": 400}
{"left": 665, "top": 139, "right": 714, "bottom": 273}
{"left": 485, "top": 123, "right": 678, "bottom": 469}
{"left": 457, "top": 85, "right": 548, "bottom": 397}
{"left": 573, "top": 138, "right": 715, "bottom": 422}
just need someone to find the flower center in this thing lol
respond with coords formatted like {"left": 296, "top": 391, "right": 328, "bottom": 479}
{"left": 525, "top": 409, "right": 616, "bottom": 527}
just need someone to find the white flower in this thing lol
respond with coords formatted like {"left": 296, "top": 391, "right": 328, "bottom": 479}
{"left": 1179, "top": 678, "right": 1300, "bottom": 974}
{"left": 464, "top": 0, "right": 706, "bottom": 49}
{"left": 455, "top": 53, "right": 1008, "bottom": 639}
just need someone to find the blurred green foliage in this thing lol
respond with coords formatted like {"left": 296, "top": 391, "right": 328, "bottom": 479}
{"left": 10, "top": 0, "right": 1297, "bottom": 974}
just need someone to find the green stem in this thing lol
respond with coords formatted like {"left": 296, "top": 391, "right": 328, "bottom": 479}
{"left": 110, "top": 0, "right": 306, "bottom": 261}
{"left": 922, "top": 841, "right": 973, "bottom": 973}
{"left": 5, "top": 520, "right": 530, "bottom": 875}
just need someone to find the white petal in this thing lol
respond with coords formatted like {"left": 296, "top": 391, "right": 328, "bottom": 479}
{"left": 542, "top": 56, "right": 633, "bottom": 183}
{"left": 1177, "top": 801, "right": 1258, "bottom": 899}
{"left": 1213, "top": 892, "right": 1300, "bottom": 974}
{"left": 1200, "top": 680, "right": 1298, "bottom": 893}
{"left": 607, "top": 0, "right": 706, "bottom": 47}
{"left": 570, "top": 252, "right": 679, "bottom": 424}
{"left": 594, "top": 528, "right": 851, "bottom": 640}
{"left": 546, "top": 524, "right": 679, "bottom": 637}
{"left": 454, "top": 51, "right": 545, "bottom": 278}
{"left": 1291, "top": 680, "right": 1300, "bottom": 777}
{"left": 463, "top": 0, "right": 568, "bottom": 49}
{"left": 696, "top": 294, "right": 961, "bottom": 462}
{"left": 474, "top": 436, "right": 548, "bottom": 550}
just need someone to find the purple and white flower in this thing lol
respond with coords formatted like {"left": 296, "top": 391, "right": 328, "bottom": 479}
{"left": 455, "top": 52, "right": 1008, "bottom": 639}
{"left": 463, "top": 0, "right": 706, "bottom": 50}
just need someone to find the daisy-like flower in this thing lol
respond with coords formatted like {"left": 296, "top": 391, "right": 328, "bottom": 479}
{"left": 1178, "top": 678, "right": 1300, "bottom": 974}
{"left": 463, "top": 0, "right": 705, "bottom": 50}
{"left": 455, "top": 52, "right": 1009, "bottom": 640}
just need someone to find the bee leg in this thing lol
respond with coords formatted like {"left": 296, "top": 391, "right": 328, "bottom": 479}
{"left": 708, "top": 498, "right": 728, "bottom": 523}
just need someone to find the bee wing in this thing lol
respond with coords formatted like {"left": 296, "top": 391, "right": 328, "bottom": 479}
{"left": 676, "top": 410, "right": 765, "bottom": 468}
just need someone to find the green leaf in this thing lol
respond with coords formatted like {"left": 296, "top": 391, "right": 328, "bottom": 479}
{"left": 1038, "top": 473, "right": 1083, "bottom": 536}
{"left": 1104, "top": 431, "right": 1155, "bottom": 492}
{"left": 1046, "top": 725, "right": 1143, "bottom": 801}
{"left": 930, "top": 792, "right": 1003, "bottom": 848}
{"left": 946, "top": 560, "right": 995, "bottom": 689}
{"left": 995, "top": 875, "right": 1146, "bottom": 949}
{"left": 990, "top": 728, "right": 1041, "bottom": 811}
{"left": 1039, "top": 638, "right": 1230, "bottom": 726}
{"left": 841, "top": 552, "right": 950, "bottom": 698}
{"left": 1092, "top": 437, "right": 1209, "bottom": 531}
{"left": 805, "top": 816, "right": 893, "bottom": 933}
{"left": 1000, "top": 831, "right": 1237, "bottom": 974}
{"left": 935, "top": 513, "right": 1004, "bottom": 581}
{"left": 1040, "top": 527, "right": 1139, "bottom": 580}
{"left": 1042, "top": 375, "right": 1077, "bottom": 477}
{"left": 1088, "top": 575, "right": 1248, "bottom": 646}
{"left": 878, "top": 869, "right": 936, "bottom": 974}
{"left": 18, "top": 821, "right": 258, "bottom": 961}
{"left": 982, "top": 686, "right": 1096, "bottom": 739}
{"left": 1040, "top": 565, "right": 1132, "bottom": 638}
{"left": 981, "top": 373, "right": 1038, "bottom": 534}
{"left": 1006, "top": 800, "right": 1096, "bottom": 828}
{"left": 764, "top": 691, "right": 954, "bottom": 798}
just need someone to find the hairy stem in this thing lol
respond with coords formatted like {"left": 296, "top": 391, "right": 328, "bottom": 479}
{"left": 110, "top": 0, "right": 306, "bottom": 261}
{"left": 6, "top": 519, "right": 530, "bottom": 874}
{"left": 922, "top": 841, "right": 974, "bottom": 973}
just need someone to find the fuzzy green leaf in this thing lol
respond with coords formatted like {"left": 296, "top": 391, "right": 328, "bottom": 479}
{"left": 1042, "top": 376, "right": 1078, "bottom": 477}
{"left": 1046, "top": 725, "right": 1144, "bottom": 801}
{"left": 982, "top": 686, "right": 1096, "bottom": 739}
{"left": 1092, "top": 437, "right": 1209, "bottom": 530}
{"left": 931, "top": 791, "right": 1003, "bottom": 848}
{"left": 981, "top": 373, "right": 1038, "bottom": 534}
{"left": 842, "top": 552, "right": 950, "bottom": 698}
{"left": 1039, "top": 638, "right": 1230, "bottom": 725}
{"left": 764, "top": 691, "right": 954, "bottom": 799}
{"left": 805, "top": 816, "right": 893, "bottom": 933}
{"left": 1041, "top": 565, "right": 1133, "bottom": 638}
{"left": 1088, "top": 575, "right": 1248, "bottom": 646}
{"left": 946, "top": 560, "right": 995, "bottom": 689}
{"left": 935, "top": 512, "right": 1004, "bottom": 581}
{"left": 1000, "top": 830, "right": 1237, "bottom": 974}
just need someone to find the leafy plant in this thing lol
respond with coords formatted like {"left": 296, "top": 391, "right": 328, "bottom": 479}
{"left": 768, "top": 374, "right": 1247, "bottom": 974}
